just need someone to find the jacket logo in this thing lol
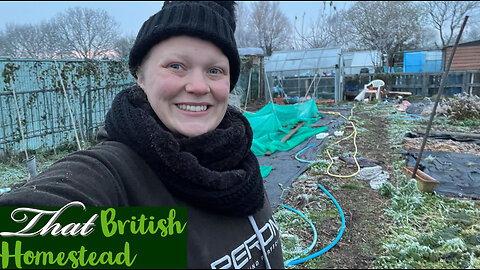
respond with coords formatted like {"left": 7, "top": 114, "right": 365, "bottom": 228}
{"left": 210, "top": 218, "right": 279, "bottom": 269}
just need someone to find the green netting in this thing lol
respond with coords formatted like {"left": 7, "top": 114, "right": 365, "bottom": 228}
{"left": 260, "top": 166, "right": 273, "bottom": 178}
{"left": 244, "top": 99, "right": 328, "bottom": 156}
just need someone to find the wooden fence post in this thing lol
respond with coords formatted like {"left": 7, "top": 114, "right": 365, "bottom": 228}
{"left": 462, "top": 71, "right": 469, "bottom": 93}
{"left": 422, "top": 72, "right": 428, "bottom": 96}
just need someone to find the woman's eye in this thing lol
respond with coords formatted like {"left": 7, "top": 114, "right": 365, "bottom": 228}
{"left": 169, "top": 63, "right": 183, "bottom": 70}
{"left": 209, "top": 68, "right": 223, "bottom": 74}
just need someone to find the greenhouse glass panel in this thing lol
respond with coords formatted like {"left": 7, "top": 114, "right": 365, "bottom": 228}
{"left": 280, "top": 59, "right": 303, "bottom": 71}
{"left": 285, "top": 51, "right": 305, "bottom": 60}
{"left": 300, "top": 58, "right": 319, "bottom": 70}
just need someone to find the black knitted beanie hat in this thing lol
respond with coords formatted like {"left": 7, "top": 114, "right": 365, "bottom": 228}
{"left": 129, "top": 1, "right": 240, "bottom": 91}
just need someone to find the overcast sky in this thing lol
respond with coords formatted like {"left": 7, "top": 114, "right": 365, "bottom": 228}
{"left": 0, "top": 1, "right": 352, "bottom": 36}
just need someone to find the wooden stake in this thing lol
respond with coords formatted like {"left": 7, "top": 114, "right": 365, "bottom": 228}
{"left": 265, "top": 121, "right": 306, "bottom": 156}
{"left": 412, "top": 16, "right": 469, "bottom": 179}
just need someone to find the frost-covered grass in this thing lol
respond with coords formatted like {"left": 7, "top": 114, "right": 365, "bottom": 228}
{"left": 0, "top": 150, "right": 71, "bottom": 188}
{"left": 274, "top": 209, "right": 310, "bottom": 268}
{"left": 0, "top": 141, "right": 95, "bottom": 189}
{"left": 276, "top": 102, "right": 480, "bottom": 269}
{"left": 0, "top": 162, "right": 28, "bottom": 188}
{"left": 375, "top": 182, "right": 480, "bottom": 269}
{"left": 375, "top": 107, "right": 480, "bottom": 269}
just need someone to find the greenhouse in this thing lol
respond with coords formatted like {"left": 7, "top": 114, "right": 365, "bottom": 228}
{"left": 342, "top": 50, "right": 381, "bottom": 74}
{"left": 263, "top": 47, "right": 384, "bottom": 104}
{"left": 264, "top": 47, "right": 343, "bottom": 103}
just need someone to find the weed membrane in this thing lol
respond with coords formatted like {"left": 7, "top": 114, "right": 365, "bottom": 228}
{"left": 259, "top": 110, "right": 350, "bottom": 209}
{"left": 406, "top": 150, "right": 480, "bottom": 199}
{"left": 405, "top": 132, "right": 480, "bottom": 145}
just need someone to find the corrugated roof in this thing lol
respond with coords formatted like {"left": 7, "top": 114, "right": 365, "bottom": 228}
{"left": 444, "top": 39, "right": 480, "bottom": 48}
{"left": 265, "top": 47, "right": 341, "bottom": 73}
{"left": 238, "top": 47, "right": 264, "bottom": 56}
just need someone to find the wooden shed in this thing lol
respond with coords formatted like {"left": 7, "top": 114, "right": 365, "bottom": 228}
{"left": 443, "top": 40, "right": 480, "bottom": 71}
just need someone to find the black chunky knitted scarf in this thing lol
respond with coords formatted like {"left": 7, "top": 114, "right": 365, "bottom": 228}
{"left": 105, "top": 86, "right": 264, "bottom": 216}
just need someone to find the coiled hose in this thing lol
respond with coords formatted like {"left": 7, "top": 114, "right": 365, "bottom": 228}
{"left": 283, "top": 183, "right": 345, "bottom": 266}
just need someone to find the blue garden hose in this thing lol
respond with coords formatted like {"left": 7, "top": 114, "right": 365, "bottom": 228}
{"left": 295, "top": 143, "right": 316, "bottom": 163}
{"left": 283, "top": 183, "right": 345, "bottom": 266}
{"left": 281, "top": 205, "right": 318, "bottom": 266}
{"left": 388, "top": 113, "right": 422, "bottom": 121}
{"left": 321, "top": 106, "right": 354, "bottom": 109}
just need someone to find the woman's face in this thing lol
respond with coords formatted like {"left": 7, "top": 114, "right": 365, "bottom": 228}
{"left": 137, "top": 35, "right": 230, "bottom": 137}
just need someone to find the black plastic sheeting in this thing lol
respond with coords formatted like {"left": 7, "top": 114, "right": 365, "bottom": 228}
{"left": 406, "top": 150, "right": 480, "bottom": 199}
{"left": 405, "top": 132, "right": 480, "bottom": 145}
{"left": 259, "top": 110, "right": 350, "bottom": 210}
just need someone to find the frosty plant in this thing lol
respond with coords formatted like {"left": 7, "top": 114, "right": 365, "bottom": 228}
{"left": 382, "top": 179, "right": 425, "bottom": 225}
{"left": 443, "top": 93, "right": 480, "bottom": 121}
{"left": 273, "top": 209, "right": 309, "bottom": 264}
{"left": 308, "top": 159, "right": 338, "bottom": 175}
{"left": 425, "top": 155, "right": 436, "bottom": 163}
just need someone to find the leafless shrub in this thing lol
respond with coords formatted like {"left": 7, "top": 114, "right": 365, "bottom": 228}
{"left": 443, "top": 93, "right": 480, "bottom": 120}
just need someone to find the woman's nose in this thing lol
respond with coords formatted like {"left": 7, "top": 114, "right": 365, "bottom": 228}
{"left": 185, "top": 70, "right": 210, "bottom": 94}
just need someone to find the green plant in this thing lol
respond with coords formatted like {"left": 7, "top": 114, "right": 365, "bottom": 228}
{"left": 378, "top": 182, "right": 396, "bottom": 198}
{"left": 448, "top": 117, "right": 480, "bottom": 127}
{"left": 308, "top": 159, "right": 338, "bottom": 175}
{"left": 425, "top": 155, "right": 436, "bottom": 163}
{"left": 384, "top": 179, "right": 424, "bottom": 225}
{"left": 341, "top": 182, "right": 364, "bottom": 190}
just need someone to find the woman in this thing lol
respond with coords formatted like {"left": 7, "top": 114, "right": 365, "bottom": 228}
{"left": 0, "top": 1, "right": 284, "bottom": 268}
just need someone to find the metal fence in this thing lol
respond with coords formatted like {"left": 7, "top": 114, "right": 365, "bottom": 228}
{"left": 268, "top": 74, "right": 337, "bottom": 101}
{"left": 344, "top": 70, "right": 480, "bottom": 97}
{"left": 2, "top": 57, "right": 479, "bottom": 157}
{"left": 0, "top": 59, "right": 135, "bottom": 157}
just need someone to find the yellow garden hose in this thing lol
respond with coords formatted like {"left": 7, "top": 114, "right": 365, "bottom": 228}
{"left": 318, "top": 106, "right": 361, "bottom": 178}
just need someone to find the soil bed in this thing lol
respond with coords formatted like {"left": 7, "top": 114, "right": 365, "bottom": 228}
{"left": 278, "top": 111, "right": 396, "bottom": 269}
{"left": 275, "top": 103, "right": 480, "bottom": 269}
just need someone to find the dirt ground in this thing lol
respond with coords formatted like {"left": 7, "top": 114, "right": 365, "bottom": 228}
{"left": 279, "top": 112, "right": 398, "bottom": 269}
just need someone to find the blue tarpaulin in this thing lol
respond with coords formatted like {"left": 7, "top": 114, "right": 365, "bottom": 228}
{"left": 404, "top": 51, "right": 442, "bottom": 73}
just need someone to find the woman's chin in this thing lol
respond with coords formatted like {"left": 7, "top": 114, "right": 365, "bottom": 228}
{"left": 176, "top": 126, "right": 211, "bottom": 137}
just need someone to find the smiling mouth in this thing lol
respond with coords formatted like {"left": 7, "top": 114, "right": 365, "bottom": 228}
{"left": 176, "top": 104, "right": 209, "bottom": 112}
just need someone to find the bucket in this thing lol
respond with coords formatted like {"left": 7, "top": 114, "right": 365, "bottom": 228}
{"left": 23, "top": 155, "right": 38, "bottom": 180}
{"left": 403, "top": 166, "right": 440, "bottom": 193}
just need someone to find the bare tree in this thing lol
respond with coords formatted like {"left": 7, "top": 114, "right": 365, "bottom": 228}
{"left": 1, "top": 23, "right": 47, "bottom": 58}
{"left": 423, "top": 1, "right": 480, "bottom": 48}
{"left": 40, "top": 21, "right": 70, "bottom": 58}
{"left": 463, "top": 24, "right": 480, "bottom": 42}
{"left": 294, "top": 8, "right": 351, "bottom": 50}
{"left": 0, "top": 28, "right": 12, "bottom": 57}
{"left": 234, "top": 2, "right": 257, "bottom": 48}
{"left": 250, "top": 1, "right": 292, "bottom": 56}
{"left": 416, "top": 27, "right": 439, "bottom": 50}
{"left": 114, "top": 35, "right": 136, "bottom": 60}
{"left": 0, "top": 30, "right": 5, "bottom": 57}
{"left": 323, "top": 11, "right": 353, "bottom": 49}
{"left": 54, "top": 7, "right": 120, "bottom": 59}
{"left": 0, "top": 20, "right": 97, "bottom": 59}
{"left": 346, "top": 1, "right": 425, "bottom": 72}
